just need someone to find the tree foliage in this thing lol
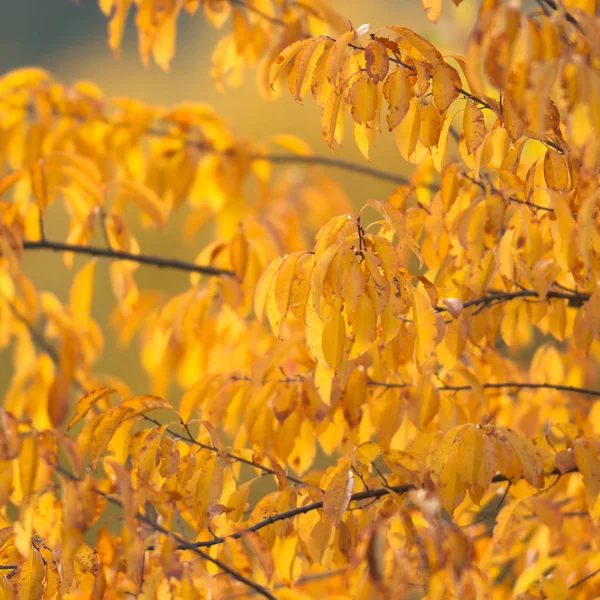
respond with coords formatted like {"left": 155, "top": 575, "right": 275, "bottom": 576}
{"left": 1, "top": 0, "right": 600, "bottom": 598}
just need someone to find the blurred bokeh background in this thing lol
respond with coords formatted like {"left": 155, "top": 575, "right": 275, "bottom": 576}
{"left": 0, "top": 1, "right": 477, "bottom": 400}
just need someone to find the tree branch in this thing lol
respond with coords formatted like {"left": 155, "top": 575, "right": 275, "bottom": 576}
{"left": 253, "top": 152, "right": 433, "bottom": 189}
{"left": 22, "top": 239, "right": 235, "bottom": 278}
{"left": 538, "top": 0, "right": 584, "bottom": 32}
{"left": 435, "top": 288, "right": 590, "bottom": 314}
{"left": 367, "top": 379, "right": 600, "bottom": 399}
{"left": 189, "top": 467, "right": 578, "bottom": 549}
{"left": 54, "top": 464, "right": 277, "bottom": 600}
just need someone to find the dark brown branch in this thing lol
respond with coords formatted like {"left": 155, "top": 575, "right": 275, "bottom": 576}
{"left": 368, "top": 379, "right": 600, "bottom": 399}
{"left": 568, "top": 566, "right": 600, "bottom": 590}
{"left": 538, "top": 0, "right": 583, "bottom": 32}
{"left": 191, "top": 468, "right": 578, "bottom": 549}
{"left": 54, "top": 464, "right": 277, "bottom": 600}
{"left": 22, "top": 239, "right": 235, "bottom": 278}
{"left": 435, "top": 288, "right": 590, "bottom": 313}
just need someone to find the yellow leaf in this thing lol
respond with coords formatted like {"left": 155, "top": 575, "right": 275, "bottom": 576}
{"left": 550, "top": 191, "right": 576, "bottom": 271}
{"left": 383, "top": 67, "right": 413, "bottom": 131}
{"left": 513, "top": 557, "right": 557, "bottom": 595}
{"left": 274, "top": 251, "right": 306, "bottom": 320}
{"left": 543, "top": 149, "right": 570, "bottom": 191}
{"left": 254, "top": 257, "right": 283, "bottom": 324}
{"left": 574, "top": 437, "right": 600, "bottom": 519}
{"left": 89, "top": 405, "right": 136, "bottom": 463}
{"left": 365, "top": 40, "right": 389, "bottom": 84}
{"left": 269, "top": 40, "right": 304, "bottom": 92}
{"left": 322, "top": 310, "right": 346, "bottom": 369}
{"left": 350, "top": 294, "right": 376, "bottom": 358}
{"left": 9, "top": 547, "right": 45, "bottom": 599}
{"left": 0, "top": 67, "right": 50, "bottom": 97}
{"left": 123, "top": 179, "right": 168, "bottom": 226}
{"left": 68, "top": 388, "right": 118, "bottom": 430}
{"left": 0, "top": 409, "right": 22, "bottom": 460}
{"left": 310, "top": 41, "right": 334, "bottom": 108}
{"left": 70, "top": 261, "right": 96, "bottom": 328}
{"left": 30, "top": 161, "right": 49, "bottom": 213}
{"left": 348, "top": 74, "right": 378, "bottom": 124}
{"left": 353, "top": 121, "right": 375, "bottom": 160}
{"left": 0, "top": 169, "right": 27, "bottom": 198}
{"left": 495, "top": 426, "right": 544, "bottom": 488}
{"left": 394, "top": 98, "right": 426, "bottom": 163}
{"left": 328, "top": 29, "right": 356, "bottom": 88}
{"left": 388, "top": 26, "right": 442, "bottom": 66}
{"left": 323, "top": 459, "right": 354, "bottom": 525}
{"left": 463, "top": 100, "right": 486, "bottom": 154}
{"left": 432, "top": 62, "right": 461, "bottom": 111}
{"left": 422, "top": 0, "right": 442, "bottom": 22}
{"left": 19, "top": 436, "right": 39, "bottom": 498}
{"left": 321, "top": 88, "right": 345, "bottom": 147}
{"left": 107, "top": 0, "right": 131, "bottom": 53}
{"left": 411, "top": 284, "right": 437, "bottom": 363}
{"left": 229, "top": 229, "right": 249, "bottom": 278}
{"left": 292, "top": 37, "right": 326, "bottom": 103}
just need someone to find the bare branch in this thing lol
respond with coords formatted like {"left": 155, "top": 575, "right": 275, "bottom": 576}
{"left": 23, "top": 239, "right": 235, "bottom": 278}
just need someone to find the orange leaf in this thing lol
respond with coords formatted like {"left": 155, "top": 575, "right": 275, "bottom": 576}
{"left": 365, "top": 40, "right": 389, "bottom": 84}
{"left": 432, "top": 62, "right": 461, "bottom": 111}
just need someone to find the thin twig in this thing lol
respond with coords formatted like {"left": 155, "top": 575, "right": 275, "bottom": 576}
{"left": 463, "top": 482, "right": 511, "bottom": 527}
{"left": 539, "top": 0, "right": 584, "bottom": 32}
{"left": 569, "top": 566, "right": 600, "bottom": 590}
{"left": 22, "top": 239, "right": 235, "bottom": 278}
{"left": 141, "top": 414, "right": 315, "bottom": 489}
{"left": 254, "top": 152, "right": 432, "bottom": 189}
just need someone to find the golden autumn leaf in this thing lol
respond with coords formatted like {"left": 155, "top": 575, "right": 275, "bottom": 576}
{"left": 328, "top": 29, "right": 356, "bottom": 89}
{"left": 383, "top": 67, "right": 413, "bottom": 131}
{"left": 322, "top": 310, "right": 346, "bottom": 369}
{"left": 348, "top": 74, "right": 378, "bottom": 124}
{"left": 432, "top": 62, "right": 461, "bottom": 111}
{"left": 388, "top": 26, "right": 442, "bottom": 66}
{"left": 68, "top": 388, "right": 118, "bottom": 430}
{"left": 8, "top": 547, "right": 45, "bottom": 599}
{"left": 323, "top": 458, "right": 354, "bottom": 525}
{"left": 463, "top": 99, "right": 486, "bottom": 154}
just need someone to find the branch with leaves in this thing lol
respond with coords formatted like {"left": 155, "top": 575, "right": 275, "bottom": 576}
{"left": 2, "top": 0, "right": 600, "bottom": 598}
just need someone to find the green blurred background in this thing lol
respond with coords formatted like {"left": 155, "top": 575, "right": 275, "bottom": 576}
{"left": 0, "top": 1, "right": 475, "bottom": 400}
